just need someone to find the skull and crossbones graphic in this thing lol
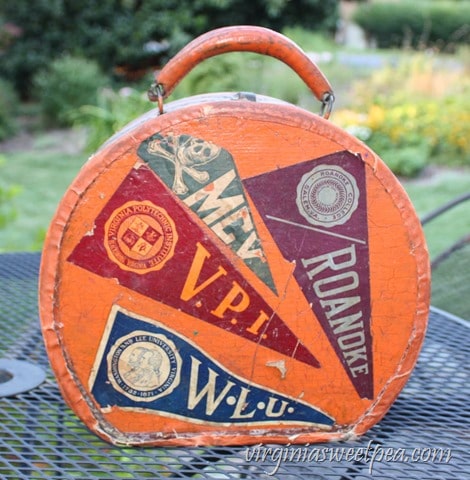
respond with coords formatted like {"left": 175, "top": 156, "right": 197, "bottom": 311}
{"left": 146, "top": 134, "right": 221, "bottom": 195}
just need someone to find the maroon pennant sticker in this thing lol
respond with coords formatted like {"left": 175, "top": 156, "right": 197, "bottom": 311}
{"left": 67, "top": 163, "right": 320, "bottom": 369}
{"left": 243, "top": 151, "right": 374, "bottom": 398}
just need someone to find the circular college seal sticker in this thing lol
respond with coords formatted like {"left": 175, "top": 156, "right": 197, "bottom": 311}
{"left": 104, "top": 200, "right": 177, "bottom": 273}
{"left": 296, "top": 165, "right": 359, "bottom": 227}
{"left": 108, "top": 331, "right": 181, "bottom": 402}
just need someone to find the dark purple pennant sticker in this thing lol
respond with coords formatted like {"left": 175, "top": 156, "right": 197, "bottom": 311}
{"left": 243, "top": 151, "right": 374, "bottom": 399}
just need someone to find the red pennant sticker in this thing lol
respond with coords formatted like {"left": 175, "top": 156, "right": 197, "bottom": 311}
{"left": 68, "top": 163, "right": 320, "bottom": 368}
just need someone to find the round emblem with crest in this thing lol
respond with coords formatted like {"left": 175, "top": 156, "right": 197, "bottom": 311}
{"left": 296, "top": 165, "right": 359, "bottom": 227}
{"left": 104, "top": 200, "right": 177, "bottom": 273}
{"left": 108, "top": 331, "right": 181, "bottom": 402}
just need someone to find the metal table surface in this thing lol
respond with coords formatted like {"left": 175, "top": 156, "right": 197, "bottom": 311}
{"left": 0, "top": 252, "right": 468, "bottom": 480}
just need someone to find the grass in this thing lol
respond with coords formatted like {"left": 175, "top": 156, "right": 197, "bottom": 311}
{"left": 403, "top": 168, "right": 470, "bottom": 318}
{"left": 0, "top": 132, "right": 87, "bottom": 252}
{"left": 402, "top": 168, "right": 470, "bottom": 260}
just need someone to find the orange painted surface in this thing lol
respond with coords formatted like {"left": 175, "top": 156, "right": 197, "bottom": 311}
{"left": 39, "top": 98, "right": 429, "bottom": 446}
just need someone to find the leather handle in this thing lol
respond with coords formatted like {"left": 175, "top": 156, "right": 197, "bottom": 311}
{"left": 150, "top": 26, "right": 335, "bottom": 118}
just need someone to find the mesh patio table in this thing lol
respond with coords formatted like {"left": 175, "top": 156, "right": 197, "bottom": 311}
{"left": 0, "top": 252, "right": 468, "bottom": 479}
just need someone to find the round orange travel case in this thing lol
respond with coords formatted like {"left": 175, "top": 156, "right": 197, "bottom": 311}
{"left": 39, "top": 26, "right": 430, "bottom": 447}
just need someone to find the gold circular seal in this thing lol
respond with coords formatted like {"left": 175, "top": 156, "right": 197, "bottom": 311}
{"left": 107, "top": 330, "right": 182, "bottom": 402}
{"left": 104, "top": 200, "right": 177, "bottom": 274}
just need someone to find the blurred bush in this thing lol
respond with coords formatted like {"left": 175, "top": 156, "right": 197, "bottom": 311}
{"left": 75, "top": 87, "right": 151, "bottom": 152}
{"left": 33, "top": 56, "right": 108, "bottom": 127}
{"left": 354, "top": 0, "right": 470, "bottom": 50}
{"left": 0, "top": 77, "right": 19, "bottom": 141}
{"left": 0, "top": 0, "right": 339, "bottom": 99}
{"left": 333, "top": 54, "right": 470, "bottom": 176}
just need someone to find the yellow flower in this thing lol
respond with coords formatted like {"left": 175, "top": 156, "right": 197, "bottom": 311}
{"left": 367, "top": 105, "right": 386, "bottom": 130}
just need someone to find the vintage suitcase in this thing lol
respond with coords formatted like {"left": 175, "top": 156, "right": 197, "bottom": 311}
{"left": 39, "top": 26, "right": 430, "bottom": 447}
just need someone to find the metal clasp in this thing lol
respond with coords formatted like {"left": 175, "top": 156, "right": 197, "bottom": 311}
{"left": 321, "top": 92, "right": 335, "bottom": 119}
{"left": 148, "top": 82, "right": 165, "bottom": 115}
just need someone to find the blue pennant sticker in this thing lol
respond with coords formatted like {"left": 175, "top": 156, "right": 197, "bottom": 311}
{"left": 89, "top": 306, "right": 334, "bottom": 428}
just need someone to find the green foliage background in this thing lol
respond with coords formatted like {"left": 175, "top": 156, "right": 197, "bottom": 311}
{"left": 0, "top": 78, "right": 18, "bottom": 141}
{"left": 0, "top": 1, "right": 469, "bottom": 261}
{"left": 33, "top": 56, "right": 108, "bottom": 127}
{"left": 354, "top": 1, "right": 470, "bottom": 50}
{"left": 0, "top": 0, "right": 338, "bottom": 98}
